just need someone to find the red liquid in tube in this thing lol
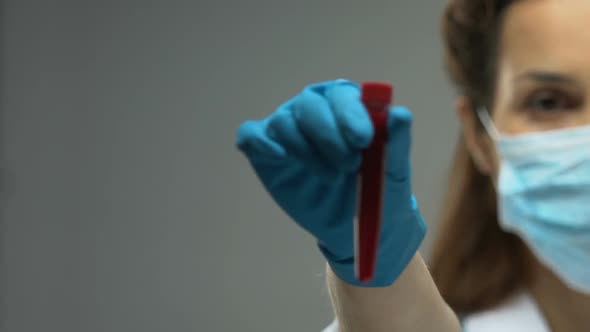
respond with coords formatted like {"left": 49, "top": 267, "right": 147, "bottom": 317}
{"left": 357, "top": 82, "right": 392, "bottom": 283}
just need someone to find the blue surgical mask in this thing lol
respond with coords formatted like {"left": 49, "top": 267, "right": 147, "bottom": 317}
{"left": 478, "top": 108, "right": 590, "bottom": 294}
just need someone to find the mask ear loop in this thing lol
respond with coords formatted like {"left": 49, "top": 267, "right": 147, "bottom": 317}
{"left": 475, "top": 107, "right": 503, "bottom": 192}
{"left": 476, "top": 106, "right": 501, "bottom": 141}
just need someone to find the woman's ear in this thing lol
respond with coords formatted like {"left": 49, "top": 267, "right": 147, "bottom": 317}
{"left": 455, "top": 96, "right": 494, "bottom": 175}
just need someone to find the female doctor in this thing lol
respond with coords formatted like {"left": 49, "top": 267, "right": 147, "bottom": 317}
{"left": 237, "top": 0, "right": 590, "bottom": 331}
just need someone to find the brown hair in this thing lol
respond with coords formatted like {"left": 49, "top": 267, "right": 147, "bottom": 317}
{"left": 430, "top": 0, "right": 532, "bottom": 315}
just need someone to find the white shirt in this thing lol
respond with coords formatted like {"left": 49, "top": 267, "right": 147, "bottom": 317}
{"left": 322, "top": 290, "right": 549, "bottom": 332}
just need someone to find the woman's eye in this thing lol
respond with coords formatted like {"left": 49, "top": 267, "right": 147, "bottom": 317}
{"left": 524, "top": 89, "right": 581, "bottom": 113}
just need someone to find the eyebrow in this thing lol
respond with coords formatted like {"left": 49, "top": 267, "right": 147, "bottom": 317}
{"left": 515, "top": 71, "right": 579, "bottom": 85}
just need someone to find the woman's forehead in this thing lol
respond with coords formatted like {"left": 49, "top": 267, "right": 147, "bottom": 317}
{"left": 499, "top": 0, "right": 590, "bottom": 76}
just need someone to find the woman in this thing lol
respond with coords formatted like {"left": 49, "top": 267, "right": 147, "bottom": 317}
{"left": 237, "top": 0, "right": 590, "bottom": 331}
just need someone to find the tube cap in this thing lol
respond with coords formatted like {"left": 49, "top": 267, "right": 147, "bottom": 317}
{"left": 361, "top": 82, "right": 393, "bottom": 106}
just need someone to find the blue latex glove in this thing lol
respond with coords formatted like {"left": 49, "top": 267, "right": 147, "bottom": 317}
{"left": 236, "top": 80, "right": 426, "bottom": 287}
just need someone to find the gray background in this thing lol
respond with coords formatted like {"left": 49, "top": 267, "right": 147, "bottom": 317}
{"left": 0, "top": 0, "right": 457, "bottom": 331}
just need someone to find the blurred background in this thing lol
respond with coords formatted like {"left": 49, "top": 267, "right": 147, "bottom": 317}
{"left": 1, "top": 0, "right": 457, "bottom": 331}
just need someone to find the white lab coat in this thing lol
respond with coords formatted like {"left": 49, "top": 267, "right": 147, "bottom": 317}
{"left": 322, "top": 290, "right": 549, "bottom": 332}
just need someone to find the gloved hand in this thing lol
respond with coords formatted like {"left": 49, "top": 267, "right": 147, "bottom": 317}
{"left": 236, "top": 80, "right": 426, "bottom": 287}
